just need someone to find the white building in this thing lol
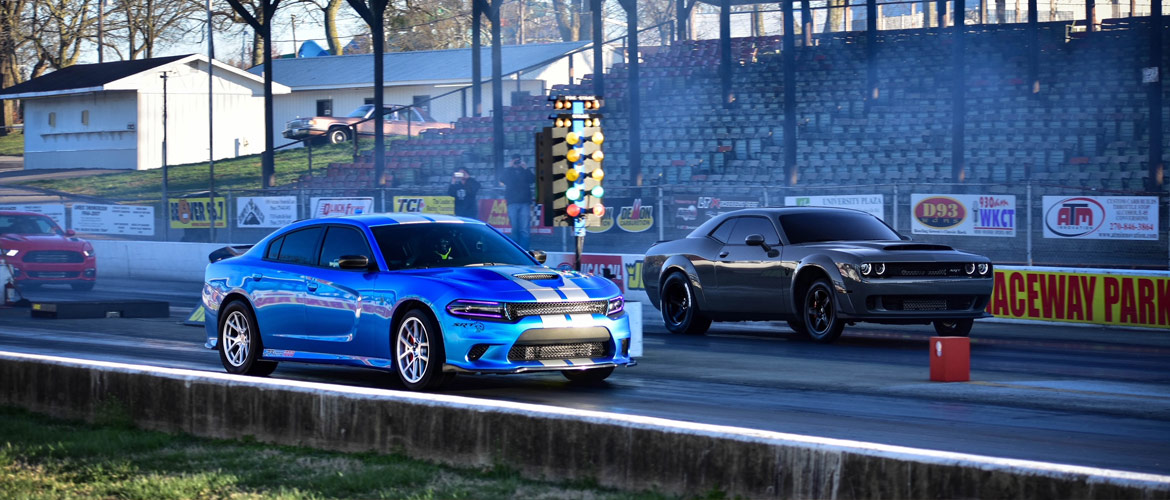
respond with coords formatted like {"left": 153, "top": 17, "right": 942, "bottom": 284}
{"left": 252, "top": 41, "right": 616, "bottom": 149}
{"left": 0, "top": 54, "right": 289, "bottom": 170}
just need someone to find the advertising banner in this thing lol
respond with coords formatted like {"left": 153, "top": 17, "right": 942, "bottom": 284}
{"left": 549, "top": 253, "right": 626, "bottom": 292}
{"left": 785, "top": 194, "right": 885, "bottom": 220}
{"left": 612, "top": 197, "right": 655, "bottom": 233}
{"left": 1041, "top": 196, "right": 1158, "bottom": 240}
{"left": 476, "top": 199, "right": 553, "bottom": 235}
{"left": 988, "top": 267, "right": 1170, "bottom": 329}
{"left": 310, "top": 197, "right": 374, "bottom": 218}
{"left": 0, "top": 204, "right": 66, "bottom": 227}
{"left": 910, "top": 194, "right": 1017, "bottom": 237}
{"left": 672, "top": 195, "right": 763, "bottom": 230}
{"left": 392, "top": 195, "right": 454, "bottom": 215}
{"left": 236, "top": 196, "right": 297, "bottom": 228}
{"left": 71, "top": 204, "right": 155, "bottom": 235}
{"left": 169, "top": 197, "right": 226, "bottom": 229}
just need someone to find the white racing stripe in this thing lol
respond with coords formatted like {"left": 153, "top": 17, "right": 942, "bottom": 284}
{"left": 556, "top": 276, "right": 592, "bottom": 301}
{"left": 538, "top": 359, "right": 569, "bottom": 367}
{"left": 538, "top": 314, "right": 573, "bottom": 328}
{"left": 494, "top": 269, "right": 563, "bottom": 302}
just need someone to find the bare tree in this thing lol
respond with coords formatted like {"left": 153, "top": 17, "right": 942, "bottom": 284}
{"left": 384, "top": 0, "right": 471, "bottom": 51}
{"left": 26, "top": 0, "right": 100, "bottom": 78}
{"left": 0, "top": 0, "right": 32, "bottom": 133}
{"left": 109, "top": 0, "right": 204, "bottom": 59}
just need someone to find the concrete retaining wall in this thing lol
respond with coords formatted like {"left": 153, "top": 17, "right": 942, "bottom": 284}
{"left": 91, "top": 240, "right": 223, "bottom": 282}
{"left": 2, "top": 351, "right": 1167, "bottom": 499}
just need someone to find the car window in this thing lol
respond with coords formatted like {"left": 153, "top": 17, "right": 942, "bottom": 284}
{"left": 727, "top": 216, "right": 780, "bottom": 246}
{"left": 346, "top": 105, "right": 372, "bottom": 118}
{"left": 0, "top": 214, "right": 60, "bottom": 235}
{"left": 708, "top": 219, "right": 736, "bottom": 243}
{"left": 276, "top": 227, "right": 324, "bottom": 266}
{"left": 372, "top": 223, "right": 535, "bottom": 271}
{"left": 265, "top": 236, "right": 285, "bottom": 260}
{"left": 317, "top": 226, "right": 372, "bottom": 269}
{"left": 779, "top": 211, "right": 900, "bottom": 244}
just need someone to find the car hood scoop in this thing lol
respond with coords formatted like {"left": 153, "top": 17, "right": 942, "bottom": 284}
{"left": 513, "top": 272, "right": 561, "bottom": 281}
{"left": 884, "top": 243, "right": 954, "bottom": 251}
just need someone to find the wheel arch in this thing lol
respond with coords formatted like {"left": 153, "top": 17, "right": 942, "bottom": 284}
{"left": 659, "top": 255, "right": 709, "bottom": 311}
{"left": 790, "top": 257, "right": 842, "bottom": 313}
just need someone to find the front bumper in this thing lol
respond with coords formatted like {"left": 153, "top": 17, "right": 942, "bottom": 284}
{"left": 439, "top": 312, "right": 635, "bottom": 373}
{"left": 837, "top": 277, "right": 993, "bottom": 322}
{"left": 11, "top": 260, "right": 96, "bottom": 285}
{"left": 283, "top": 128, "right": 324, "bottom": 139}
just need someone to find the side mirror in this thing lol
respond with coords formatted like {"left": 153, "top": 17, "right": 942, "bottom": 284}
{"left": 899, "top": 233, "right": 912, "bottom": 241}
{"left": 530, "top": 249, "right": 547, "bottom": 264}
{"left": 745, "top": 234, "right": 765, "bottom": 246}
{"left": 65, "top": 229, "right": 77, "bottom": 237}
{"left": 338, "top": 255, "right": 371, "bottom": 270}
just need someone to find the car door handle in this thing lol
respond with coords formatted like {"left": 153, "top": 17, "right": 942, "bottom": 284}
{"left": 307, "top": 282, "right": 319, "bottom": 292}
{"left": 718, "top": 251, "right": 729, "bottom": 258}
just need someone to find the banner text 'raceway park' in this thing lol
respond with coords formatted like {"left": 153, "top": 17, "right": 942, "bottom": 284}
{"left": 989, "top": 267, "right": 1170, "bottom": 329}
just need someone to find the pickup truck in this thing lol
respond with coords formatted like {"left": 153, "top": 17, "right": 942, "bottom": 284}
{"left": 283, "top": 104, "right": 452, "bottom": 144}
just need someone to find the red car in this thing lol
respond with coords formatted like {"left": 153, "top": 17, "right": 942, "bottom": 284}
{"left": 0, "top": 211, "right": 96, "bottom": 291}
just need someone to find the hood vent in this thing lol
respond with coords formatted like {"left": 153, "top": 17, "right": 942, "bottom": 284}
{"left": 514, "top": 272, "right": 560, "bottom": 281}
{"left": 886, "top": 244, "right": 953, "bottom": 251}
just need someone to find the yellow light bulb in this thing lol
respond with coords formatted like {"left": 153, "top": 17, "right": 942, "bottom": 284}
{"left": 566, "top": 132, "right": 580, "bottom": 145}
{"left": 591, "top": 131, "right": 604, "bottom": 144}
{"left": 566, "top": 149, "right": 581, "bottom": 163}
{"left": 592, "top": 118, "right": 600, "bottom": 127}
{"left": 566, "top": 168, "right": 579, "bottom": 181}
{"left": 591, "top": 150, "right": 604, "bottom": 162}
{"left": 592, "top": 168, "right": 604, "bottom": 180}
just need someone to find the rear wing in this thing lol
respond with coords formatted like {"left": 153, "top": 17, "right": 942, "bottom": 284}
{"left": 208, "top": 245, "right": 254, "bottom": 263}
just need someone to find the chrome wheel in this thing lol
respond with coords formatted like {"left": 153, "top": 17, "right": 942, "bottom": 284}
{"left": 802, "top": 279, "right": 844, "bottom": 343}
{"left": 222, "top": 310, "right": 251, "bottom": 368}
{"left": 328, "top": 128, "right": 348, "bottom": 144}
{"left": 396, "top": 316, "right": 430, "bottom": 385}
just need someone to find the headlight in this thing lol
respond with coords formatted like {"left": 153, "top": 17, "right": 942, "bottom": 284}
{"left": 607, "top": 296, "right": 625, "bottom": 317}
{"left": 874, "top": 263, "right": 886, "bottom": 276}
{"left": 83, "top": 249, "right": 94, "bottom": 257}
{"left": 965, "top": 263, "right": 976, "bottom": 275}
{"left": 860, "top": 263, "right": 872, "bottom": 276}
{"left": 3, "top": 249, "right": 17, "bottom": 257}
{"left": 447, "top": 299, "right": 508, "bottom": 321}
{"left": 977, "top": 263, "right": 990, "bottom": 275}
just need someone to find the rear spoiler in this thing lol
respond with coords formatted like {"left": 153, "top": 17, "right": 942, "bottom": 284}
{"left": 209, "top": 245, "right": 254, "bottom": 263}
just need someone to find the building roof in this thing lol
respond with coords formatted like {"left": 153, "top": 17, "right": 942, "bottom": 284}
{"left": 0, "top": 54, "right": 288, "bottom": 100}
{"left": 0, "top": 55, "right": 188, "bottom": 98}
{"left": 249, "top": 41, "right": 592, "bottom": 90}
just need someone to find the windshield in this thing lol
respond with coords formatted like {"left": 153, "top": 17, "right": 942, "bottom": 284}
{"left": 0, "top": 214, "right": 62, "bottom": 235}
{"left": 372, "top": 223, "right": 536, "bottom": 271}
{"left": 346, "top": 105, "right": 373, "bottom": 118}
{"left": 779, "top": 211, "right": 900, "bottom": 244}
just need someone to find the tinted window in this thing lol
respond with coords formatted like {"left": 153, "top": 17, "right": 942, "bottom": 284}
{"left": 347, "top": 105, "right": 373, "bottom": 118}
{"left": 318, "top": 226, "right": 372, "bottom": 269}
{"left": 276, "top": 227, "right": 324, "bottom": 266}
{"left": 0, "top": 214, "right": 60, "bottom": 235}
{"left": 709, "top": 219, "right": 736, "bottom": 243}
{"left": 265, "top": 236, "right": 285, "bottom": 260}
{"left": 727, "top": 216, "right": 780, "bottom": 245}
{"left": 372, "top": 223, "right": 535, "bottom": 271}
{"left": 779, "top": 211, "right": 900, "bottom": 244}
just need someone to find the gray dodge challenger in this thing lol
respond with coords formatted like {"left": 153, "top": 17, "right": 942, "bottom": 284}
{"left": 642, "top": 207, "right": 994, "bottom": 343}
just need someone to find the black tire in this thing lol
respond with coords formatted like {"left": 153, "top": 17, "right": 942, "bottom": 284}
{"left": 71, "top": 282, "right": 95, "bottom": 291}
{"left": 659, "top": 272, "right": 712, "bottom": 335}
{"left": 394, "top": 309, "right": 450, "bottom": 391}
{"left": 933, "top": 319, "right": 973, "bottom": 336}
{"left": 218, "top": 301, "right": 278, "bottom": 376}
{"left": 328, "top": 128, "right": 349, "bottom": 144}
{"left": 562, "top": 366, "right": 615, "bottom": 384}
{"left": 800, "top": 279, "right": 845, "bottom": 344}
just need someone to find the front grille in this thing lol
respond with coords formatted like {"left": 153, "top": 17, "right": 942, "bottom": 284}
{"left": 877, "top": 295, "right": 976, "bottom": 311}
{"left": 508, "top": 342, "right": 609, "bottom": 361}
{"left": 24, "top": 251, "right": 84, "bottom": 263}
{"left": 883, "top": 262, "right": 970, "bottom": 278}
{"left": 507, "top": 300, "right": 608, "bottom": 318}
{"left": 26, "top": 271, "right": 80, "bottom": 279}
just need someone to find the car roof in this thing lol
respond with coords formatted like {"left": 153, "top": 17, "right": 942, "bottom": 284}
{"left": 301, "top": 213, "right": 483, "bottom": 228}
{"left": 691, "top": 206, "right": 875, "bottom": 236}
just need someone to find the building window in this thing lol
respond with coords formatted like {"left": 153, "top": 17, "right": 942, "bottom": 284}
{"left": 364, "top": 97, "right": 375, "bottom": 105}
{"left": 81, "top": 110, "right": 89, "bottom": 126}
{"left": 412, "top": 95, "right": 430, "bottom": 114}
{"left": 48, "top": 112, "right": 56, "bottom": 128}
{"left": 316, "top": 99, "right": 333, "bottom": 117}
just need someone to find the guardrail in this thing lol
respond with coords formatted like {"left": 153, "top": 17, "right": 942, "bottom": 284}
{"left": 1, "top": 351, "right": 1167, "bottom": 498}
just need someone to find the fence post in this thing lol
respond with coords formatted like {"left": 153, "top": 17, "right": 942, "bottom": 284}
{"left": 1026, "top": 181, "right": 1033, "bottom": 266}
{"left": 892, "top": 184, "right": 899, "bottom": 229}
{"left": 658, "top": 186, "right": 665, "bottom": 242}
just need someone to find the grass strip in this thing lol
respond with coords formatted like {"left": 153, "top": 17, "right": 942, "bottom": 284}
{"left": 17, "top": 142, "right": 358, "bottom": 201}
{"left": 0, "top": 406, "right": 678, "bottom": 500}
{"left": 0, "top": 130, "right": 22, "bottom": 157}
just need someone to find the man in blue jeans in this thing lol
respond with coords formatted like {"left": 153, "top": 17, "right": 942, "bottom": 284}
{"left": 500, "top": 155, "right": 533, "bottom": 250}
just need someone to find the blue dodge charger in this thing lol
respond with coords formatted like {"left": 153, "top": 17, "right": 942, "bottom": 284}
{"left": 203, "top": 214, "right": 632, "bottom": 390}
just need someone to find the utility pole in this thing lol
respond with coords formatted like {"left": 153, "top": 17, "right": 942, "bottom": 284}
{"left": 160, "top": 71, "right": 171, "bottom": 242}
{"left": 291, "top": 14, "right": 298, "bottom": 56}
{"left": 208, "top": 0, "right": 217, "bottom": 242}
{"left": 98, "top": 0, "right": 106, "bottom": 64}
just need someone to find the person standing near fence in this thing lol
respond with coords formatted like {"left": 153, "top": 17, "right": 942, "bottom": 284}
{"left": 448, "top": 168, "right": 480, "bottom": 219}
{"left": 500, "top": 155, "right": 533, "bottom": 250}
